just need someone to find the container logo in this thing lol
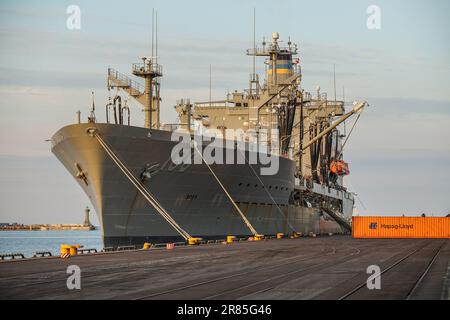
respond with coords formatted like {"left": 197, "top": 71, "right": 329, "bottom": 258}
{"left": 369, "top": 222, "right": 378, "bottom": 230}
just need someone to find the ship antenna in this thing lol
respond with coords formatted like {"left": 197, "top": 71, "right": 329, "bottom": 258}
{"left": 209, "top": 64, "right": 212, "bottom": 107}
{"left": 342, "top": 86, "right": 346, "bottom": 104}
{"left": 343, "top": 86, "right": 347, "bottom": 136}
{"left": 155, "top": 10, "right": 158, "bottom": 64}
{"left": 91, "top": 91, "right": 95, "bottom": 113}
{"left": 89, "top": 91, "right": 96, "bottom": 122}
{"left": 333, "top": 64, "right": 337, "bottom": 102}
{"left": 253, "top": 7, "right": 256, "bottom": 77}
{"left": 151, "top": 8, "right": 154, "bottom": 59}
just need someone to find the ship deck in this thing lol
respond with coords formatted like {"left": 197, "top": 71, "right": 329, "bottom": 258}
{"left": 0, "top": 236, "right": 449, "bottom": 300}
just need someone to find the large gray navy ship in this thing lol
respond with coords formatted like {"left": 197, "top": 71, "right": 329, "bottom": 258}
{"left": 51, "top": 31, "right": 365, "bottom": 247}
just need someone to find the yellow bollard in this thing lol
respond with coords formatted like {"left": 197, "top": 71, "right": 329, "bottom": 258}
{"left": 226, "top": 236, "right": 236, "bottom": 244}
{"left": 69, "top": 246, "right": 78, "bottom": 256}
{"left": 188, "top": 237, "right": 202, "bottom": 245}
{"left": 276, "top": 233, "right": 284, "bottom": 239}
{"left": 254, "top": 234, "right": 264, "bottom": 241}
{"left": 292, "top": 232, "right": 301, "bottom": 238}
{"left": 143, "top": 243, "right": 152, "bottom": 250}
{"left": 60, "top": 244, "right": 71, "bottom": 256}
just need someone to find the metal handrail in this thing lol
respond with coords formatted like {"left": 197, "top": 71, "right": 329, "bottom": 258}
{"left": 247, "top": 46, "right": 298, "bottom": 56}
{"left": 132, "top": 63, "right": 163, "bottom": 75}
{"left": 108, "top": 68, "right": 143, "bottom": 93}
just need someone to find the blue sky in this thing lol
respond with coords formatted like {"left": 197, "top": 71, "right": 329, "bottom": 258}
{"left": 0, "top": 0, "right": 449, "bottom": 224}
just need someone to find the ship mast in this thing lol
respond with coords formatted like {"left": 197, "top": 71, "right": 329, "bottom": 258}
{"left": 246, "top": 32, "right": 300, "bottom": 155}
{"left": 132, "top": 10, "right": 163, "bottom": 129}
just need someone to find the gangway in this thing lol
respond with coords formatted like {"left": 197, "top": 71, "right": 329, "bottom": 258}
{"left": 321, "top": 206, "right": 352, "bottom": 233}
{"left": 108, "top": 67, "right": 144, "bottom": 98}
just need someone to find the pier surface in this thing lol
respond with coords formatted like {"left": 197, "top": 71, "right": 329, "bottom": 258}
{"left": 0, "top": 236, "right": 449, "bottom": 300}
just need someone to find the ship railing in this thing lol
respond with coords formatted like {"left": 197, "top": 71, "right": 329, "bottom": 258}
{"left": 161, "top": 123, "right": 196, "bottom": 132}
{"left": 324, "top": 100, "right": 345, "bottom": 107}
{"left": 246, "top": 46, "right": 298, "bottom": 56}
{"left": 117, "top": 245, "right": 136, "bottom": 251}
{"left": 303, "top": 92, "right": 312, "bottom": 101}
{"left": 108, "top": 68, "right": 143, "bottom": 94}
{"left": 0, "top": 253, "right": 25, "bottom": 260}
{"left": 194, "top": 100, "right": 235, "bottom": 108}
{"left": 303, "top": 92, "right": 329, "bottom": 102}
{"left": 78, "top": 248, "right": 98, "bottom": 254}
{"left": 32, "top": 251, "right": 52, "bottom": 258}
{"left": 132, "top": 62, "right": 163, "bottom": 75}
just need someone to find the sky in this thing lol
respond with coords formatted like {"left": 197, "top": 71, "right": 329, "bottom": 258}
{"left": 0, "top": 0, "right": 449, "bottom": 224}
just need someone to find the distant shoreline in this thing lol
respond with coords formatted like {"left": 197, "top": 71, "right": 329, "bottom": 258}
{"left": 0, "top": 225, "right": 97, "bottom": 231}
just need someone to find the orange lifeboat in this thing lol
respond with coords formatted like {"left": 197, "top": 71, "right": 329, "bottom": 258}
{"left": 330, "top": 160, "right": 350, "bottom": 176}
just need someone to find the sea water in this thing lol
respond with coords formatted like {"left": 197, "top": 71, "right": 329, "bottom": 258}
{"left": 0, "top": 230, "right": 102, "bottom": 258}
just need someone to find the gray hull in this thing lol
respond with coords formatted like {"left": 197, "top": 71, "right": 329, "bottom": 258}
{"left": 51, "top": 123, "right": 343, "bottom": 247}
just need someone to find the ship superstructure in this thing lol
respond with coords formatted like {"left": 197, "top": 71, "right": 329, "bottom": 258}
{"left": 51, "top": 31, "right": 364, "bottom": 247}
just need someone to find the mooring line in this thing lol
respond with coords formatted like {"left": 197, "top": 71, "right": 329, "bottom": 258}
{"left": 193, "top": 142, "right": 259, "bottom": 236}
{"left": 90, "top": 128, "right": 191, "bottom": 240}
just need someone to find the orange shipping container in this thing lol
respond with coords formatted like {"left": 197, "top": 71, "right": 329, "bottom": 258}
{"left": 352, "top": 216, "right": 450, "bottom": 239}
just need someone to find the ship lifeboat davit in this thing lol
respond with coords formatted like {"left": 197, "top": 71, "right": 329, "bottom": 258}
{"left": 330, "top": 160, "right": 350, "bottom": 176}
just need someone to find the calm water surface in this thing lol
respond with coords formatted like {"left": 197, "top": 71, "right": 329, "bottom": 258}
{"left": 0, "top": 230, "right": 102, "bottom": 257}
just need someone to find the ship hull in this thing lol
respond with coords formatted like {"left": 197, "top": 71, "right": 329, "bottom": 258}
{"left": 51, "top": 123, "right": 344, "bottom": 247}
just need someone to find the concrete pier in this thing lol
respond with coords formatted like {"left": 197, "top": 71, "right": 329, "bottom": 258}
{"left": 0, "top": 236, "right": 449, "bottom": 300}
